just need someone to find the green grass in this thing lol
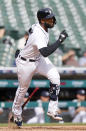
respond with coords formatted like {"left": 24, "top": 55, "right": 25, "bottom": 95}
{"left": 0, "top": 123, "right": 8, "bottom": 127}
{"left": 23, "top": 123, "right": 86, "bottom": 126}
{"left": 0, "top": 123, "right": 86, "bottom": 127}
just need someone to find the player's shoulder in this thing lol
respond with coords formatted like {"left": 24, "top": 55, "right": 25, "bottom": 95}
{"left": 32, "top": 23, "right": 47, "bottom": 36}
{"left": 29, "top": 23, "right": 49, "bottom": 40}
{"left": 32, "top": 23, "right": 43, "bottom": 33}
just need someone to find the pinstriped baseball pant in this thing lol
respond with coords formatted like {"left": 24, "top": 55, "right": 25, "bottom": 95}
{"left": 12, "top": 56, "right": 60, "bottom": 117}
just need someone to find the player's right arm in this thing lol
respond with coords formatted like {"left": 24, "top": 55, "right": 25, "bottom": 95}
{"left": 39, "top": 30, "right": 68, "bottom": 57}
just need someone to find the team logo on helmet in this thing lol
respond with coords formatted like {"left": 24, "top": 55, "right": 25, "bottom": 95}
{"left": 48, "top": 10, "right": 52, "bottom": 14}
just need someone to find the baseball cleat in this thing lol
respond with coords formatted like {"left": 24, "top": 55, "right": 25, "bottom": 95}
{"left": 14, "top": 117, "right": 22, "bottom": 128}
{"left": 47, "top": 111, "right": 63, "bottom": 121}
{"left": 8, "top": 112, "right": 22, "bottom": 128}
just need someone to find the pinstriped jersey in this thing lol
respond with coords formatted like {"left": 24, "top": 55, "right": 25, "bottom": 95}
{"left": 20, "top": 23, "right": 49, "bottom": 60}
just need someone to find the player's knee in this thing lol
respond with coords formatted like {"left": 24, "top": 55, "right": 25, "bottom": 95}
{"left": 48, "top": 68, "right": 60, "bottom": 85}
{"left": 49, "top": 82, "right": 60, "bottom": 101}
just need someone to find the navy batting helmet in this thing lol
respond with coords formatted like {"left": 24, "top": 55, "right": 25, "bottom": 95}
{"left": 37, "top": 8, "right": 56, "bottom": 25}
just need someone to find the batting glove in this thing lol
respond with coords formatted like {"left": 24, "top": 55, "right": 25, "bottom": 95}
{"left": 58, "top": 30, "right": 68, "bottom": 43}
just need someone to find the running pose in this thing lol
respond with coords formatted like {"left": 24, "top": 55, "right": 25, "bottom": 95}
{"left": 12, "top": 8, "right": 68, "bottom": 127}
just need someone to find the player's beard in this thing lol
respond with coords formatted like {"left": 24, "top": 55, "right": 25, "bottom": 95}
{"left": 44, "top": 22, "right": 54, "bottom": 28}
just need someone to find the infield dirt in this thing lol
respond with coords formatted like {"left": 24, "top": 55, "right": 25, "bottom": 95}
{"left": 0, "top": 125, "right": 86, "bottom": 131}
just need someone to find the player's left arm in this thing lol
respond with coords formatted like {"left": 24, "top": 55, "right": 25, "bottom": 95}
{"left": 39, "top": 30, "right": 68, "bottom": 57}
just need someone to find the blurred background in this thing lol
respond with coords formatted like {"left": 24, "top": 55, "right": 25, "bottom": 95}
{"left": 0, "top": 0, "right": 86, "bottom": 124}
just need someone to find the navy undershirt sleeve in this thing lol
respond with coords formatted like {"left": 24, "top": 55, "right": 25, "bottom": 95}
{"left": 39, "top": 40, "right": 61, "bottom": 57}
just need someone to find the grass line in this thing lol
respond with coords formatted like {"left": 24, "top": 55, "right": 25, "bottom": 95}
{"left": 0, "top": 123, "right": 86, "bottom": 127}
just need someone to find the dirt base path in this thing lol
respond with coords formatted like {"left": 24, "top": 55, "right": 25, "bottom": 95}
{"left": 0, "top": 125, "right": 86, "bottom": 131}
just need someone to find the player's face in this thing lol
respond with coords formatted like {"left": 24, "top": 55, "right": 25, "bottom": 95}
{"left": 41, "top": 18, "right": 55, "bottom": 28}
{"left": 77, "top": 94, "right": 85, "bottom": 101}
{"left": 45, "top": 18, "right": 54, "bottom": 26}
{"left": 40, "top": 96, "right": 49, "bottom": 102}
{"left": 45, "top": 18, "right": 54, "bottom": 28}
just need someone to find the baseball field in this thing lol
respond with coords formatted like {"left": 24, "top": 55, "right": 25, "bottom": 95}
{"left": 0, "top": 123, "right": 86, "bottom": 131}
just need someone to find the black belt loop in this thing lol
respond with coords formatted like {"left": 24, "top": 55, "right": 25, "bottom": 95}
{"left": 29, "top": 59, "right": 36, "bottom": 62}
{"left": 19, "top": 55, "right": 26, "bottom": 61}
{"left": 19, "top": 55, "right": 36, "bottom": 62}
{"left": 21, "top": 57, "right": 26, "bottom": 61}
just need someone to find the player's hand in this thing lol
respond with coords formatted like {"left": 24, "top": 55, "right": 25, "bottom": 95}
{"left": 58, "top": 30, "right": 68, "bottom": 43}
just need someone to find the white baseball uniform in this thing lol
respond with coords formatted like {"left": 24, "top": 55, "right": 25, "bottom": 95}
{"left": 12, "top": 23, "right": 60, "bottom": 117}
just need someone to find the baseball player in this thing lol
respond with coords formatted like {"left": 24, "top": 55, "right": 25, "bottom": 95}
{"left": 69, "top": 89, "right": 86, "bottom": 123}
{"left": 12, "top": 8, "right": 68, "bottom": 127}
